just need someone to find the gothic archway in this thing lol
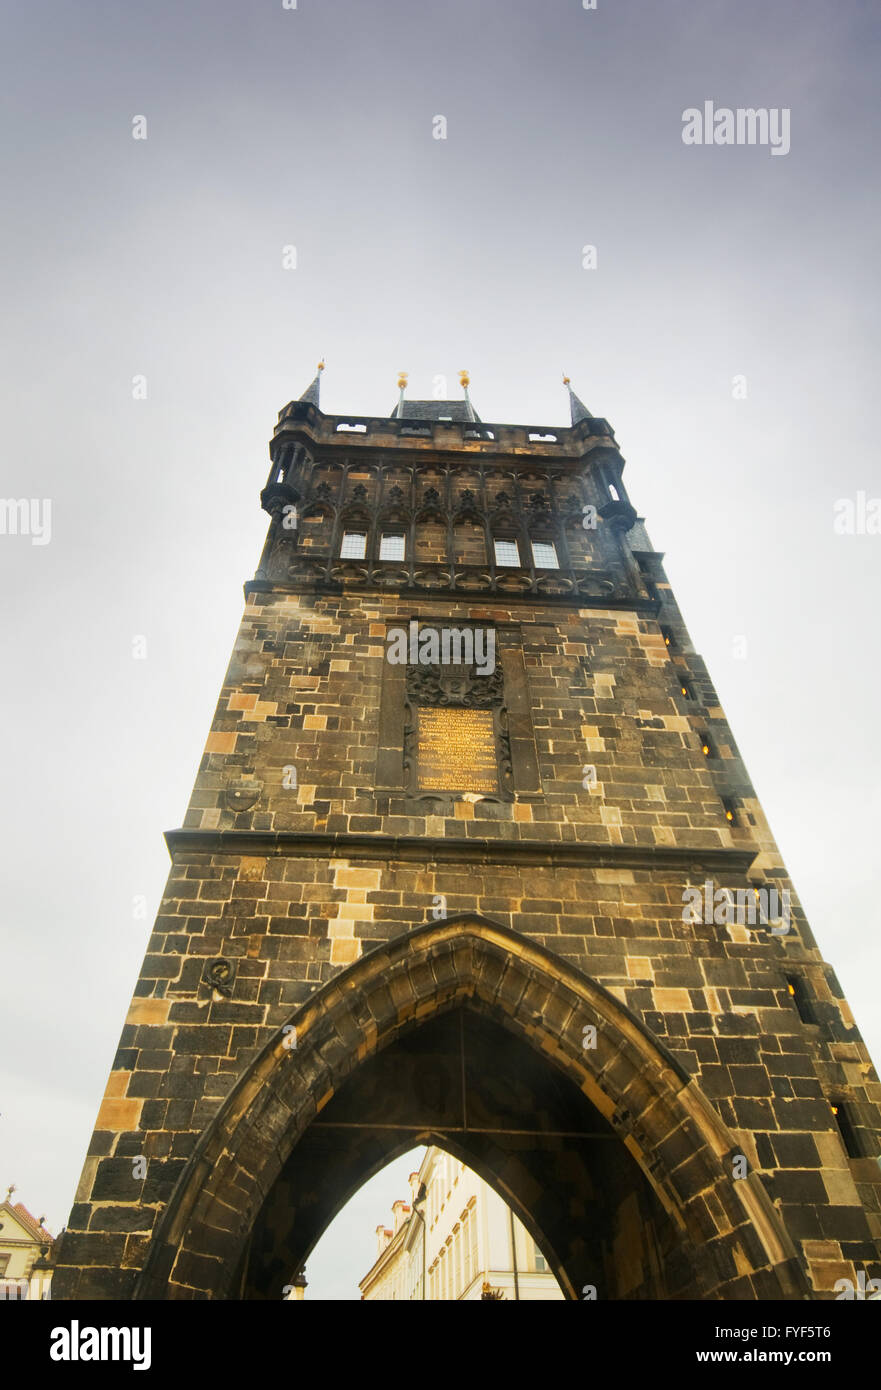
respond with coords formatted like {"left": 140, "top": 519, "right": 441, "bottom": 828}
{"left": 134, "top": 916, "right": 809, "bottom": 1300}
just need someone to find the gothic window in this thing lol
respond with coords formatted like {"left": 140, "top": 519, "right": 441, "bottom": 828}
{"left": 531, "top": 540, "right": 559, "bottom": 569}
{"left": 340, "top": 530, "right": 367, "bottom": 559}
{"left": 494, "top": 538, "right": 520, "bottom": 567}
{"left": 379, "top": 533, "right": 406, "bottom": 561}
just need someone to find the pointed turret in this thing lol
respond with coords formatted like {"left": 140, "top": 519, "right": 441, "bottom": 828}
{"left": 299, "top": 359, "right": 325, "bottom": 407}
{"left": 563, "top": 374, "right": 591, "bottom": 425}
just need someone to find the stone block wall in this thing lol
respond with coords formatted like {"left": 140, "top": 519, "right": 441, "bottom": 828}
{"left": 53, "top": 575, "right": 881, "bottom": 1298}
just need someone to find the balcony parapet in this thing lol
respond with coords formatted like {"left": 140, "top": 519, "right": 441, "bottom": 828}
{"left": 272, "top": 400, "right": 618, "bottom": 461}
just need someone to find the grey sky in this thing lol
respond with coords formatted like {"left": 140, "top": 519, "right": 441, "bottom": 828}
{"left": 1, "top": 0, "right": 879, "bottom": 1288}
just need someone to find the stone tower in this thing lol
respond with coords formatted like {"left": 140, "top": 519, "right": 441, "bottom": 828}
{"left": 54, "top": 368, "right": 881, "bottom": 1301}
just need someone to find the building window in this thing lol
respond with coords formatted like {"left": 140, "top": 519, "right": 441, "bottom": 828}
{"left": 494, "top": 538, "right": 520, "bottom": 567}
{"left": 786, "top": 974, "right": 816, "bottom": 1025}
{"left": 531, "top": 540, "right": 559, "bottom": 569}
{"left": 340, "top": 531, "right": 367, "bottom": 559}
{"left": 379, "top": 532, "right": 405, "bottom": 561}
{"left": 0, "top": 1254, "right": 10, "bottom": 1275}
{"left": 830, "top": 1099, "right": 864, "bottom": 1158}
{"left": 533, "top": 1241, "right": 547, "bottom": 1272}
{"left": 470, "top": 1204, "right": 479, "bottom": 1276}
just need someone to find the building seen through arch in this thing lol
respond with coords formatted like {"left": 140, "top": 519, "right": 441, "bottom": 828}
{"left": 53, "top": 367, "right": 881, "bottom": 1301}
{"left": 360, "top": 1147, "right": 564, "bottom": 1300}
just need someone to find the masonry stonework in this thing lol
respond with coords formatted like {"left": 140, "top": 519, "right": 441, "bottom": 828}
{"left": 54, "top": 375, "right": 881, "bottom": 1300}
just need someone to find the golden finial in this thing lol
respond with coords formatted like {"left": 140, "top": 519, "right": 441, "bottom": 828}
{"left": 562, "top": 373, "right": 571, "bottom": 386}
{"left": 397, "top": 371, "right": 408, "bottom": 390}
{"left": 317, "top": 359, "right": 325, "bottom": 372}
{"left": 459, "top": 369, "right": 470, "bottom": 390}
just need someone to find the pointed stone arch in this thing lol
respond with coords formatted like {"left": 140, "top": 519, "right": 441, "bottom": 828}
{"left": 134, "top": 915, "right": 808, "bottom": 1299}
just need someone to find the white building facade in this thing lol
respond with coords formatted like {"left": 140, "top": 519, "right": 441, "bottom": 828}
{"left": 360, "top": 1148, "right": 563, "bottom": 1300}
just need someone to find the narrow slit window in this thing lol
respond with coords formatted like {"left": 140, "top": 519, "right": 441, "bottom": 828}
{"left": 786, "top": 974, "right": 816, "bottom": 1025}
{"left": 608, "top": 483, "right": 620, "bottom": 501}
{"left": 680, "top": 680, "right": 694, "bottom": 700}
{"left": 531, "top": 540, "right": 559, "bottom": 569}
{"left": 494, "top": 538, "right": 520, "bottom": 568}
{"left": 830, "top": 1099, "right": 864, "bottom": 1158}
{"left": 722, "top": 797, "right": 738, "bottom": 825}
{"left": 699, "top": 732, "right": 716, "bottom": 758}
{"left": 340, "top": 531, "right": 367, "bottom": 559}
{"left": 661, "top": 626, "right": 674, "bottom": 648}
{"left": 379, "top": 533, "right": 405, "bottom": 561}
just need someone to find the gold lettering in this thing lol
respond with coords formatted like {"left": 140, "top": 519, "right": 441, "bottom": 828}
{"left": 416, "top": 707, "right": 499, "bottom": 793}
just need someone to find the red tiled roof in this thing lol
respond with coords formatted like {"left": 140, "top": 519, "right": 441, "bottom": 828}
{"left": 10, "top": 1203, "right": 53, "bottom": 1243}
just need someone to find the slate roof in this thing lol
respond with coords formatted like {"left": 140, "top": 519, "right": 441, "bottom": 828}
{"left": 390, "top": 399, "right": 481, "bottom": 423}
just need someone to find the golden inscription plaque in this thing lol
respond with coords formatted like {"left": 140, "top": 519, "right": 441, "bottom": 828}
{"left": 416, "top": 706, "right": 499, "bottom": 794}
